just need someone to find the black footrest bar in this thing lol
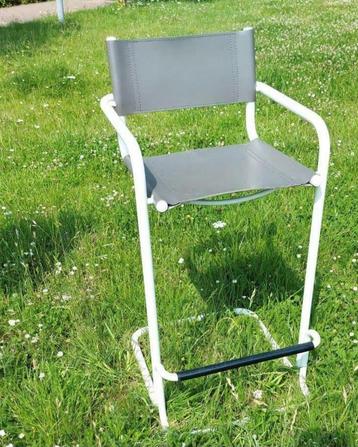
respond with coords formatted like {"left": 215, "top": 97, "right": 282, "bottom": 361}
{"left": 176, "top": 341, "right": 315, "bottom": 381}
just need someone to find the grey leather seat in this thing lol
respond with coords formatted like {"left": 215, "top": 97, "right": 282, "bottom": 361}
{"left": 124, "top": 139, "right": 314, "bottom": 206}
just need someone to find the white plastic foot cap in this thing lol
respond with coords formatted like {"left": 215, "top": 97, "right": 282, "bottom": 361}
{"left": 307, "top": 329, "right": 321, "bottom": 348}
{"left": 310, "top": 174, "right": 322, "bottom": 187}
{"left": 156, "top": 200, "right": 168, "bottom": 213}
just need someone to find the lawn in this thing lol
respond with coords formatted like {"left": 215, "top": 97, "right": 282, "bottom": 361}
{"left": 0, "top": 0, "right": 357, "bottom": 445}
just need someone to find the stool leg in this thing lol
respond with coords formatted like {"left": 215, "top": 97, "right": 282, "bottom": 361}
{"left": 135, "top": 193, "right": 168, "bottom": 428}
{"left": 297, "top": 183, "right": 326, "bottom": 394}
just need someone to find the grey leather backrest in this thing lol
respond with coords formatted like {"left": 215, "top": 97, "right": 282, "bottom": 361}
{"left": 106, "top": 29, "right": 256, "bottom": 115}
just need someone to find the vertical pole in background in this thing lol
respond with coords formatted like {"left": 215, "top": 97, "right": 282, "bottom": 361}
{"left": 56, "top": 0, "right": 64, "bottom": 23}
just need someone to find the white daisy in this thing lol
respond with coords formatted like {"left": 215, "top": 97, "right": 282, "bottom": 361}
{"left": 212, "top": 221, "right": 226, "bottom": 229}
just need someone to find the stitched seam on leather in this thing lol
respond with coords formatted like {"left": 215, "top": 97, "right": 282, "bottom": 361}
{"left": 125, "top": 43, "right": 135, "bottom": 112}
{"left": 128, "top": 42, "right": 142, "bottom": 112}
{"left": 233, "top": 33, "right": 240, "bottom": 101}
{"left": 246, "top": 144, "right": 304, "bottom": 184}
{"left": 229, "top": 34, "right": 236, "bottom": 103}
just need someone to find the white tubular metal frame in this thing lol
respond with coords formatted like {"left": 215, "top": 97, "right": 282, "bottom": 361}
{"left": 255, "top": 82, "right": 330, "bottom": 394}
{"left": 101, "top": 94, "right": 169, "bottom": 427}
{"left": 56, "top": 0, "right": 64, "bottom": 23}
{"left": 245, "top": 101, "right": 258, "bottom": 140}
{"left": 100, "top": 79, "right": 330, "bottom": 428}
{"left": 132, "top": 307, "right": 295, "bottom": 389}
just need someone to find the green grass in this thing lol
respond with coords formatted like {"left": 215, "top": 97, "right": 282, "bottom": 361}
{"left": 0, "top": 0, "right": 357, "bottom": 445}
{"left": 0, "top": 0, "right": 43, "bottom": 7}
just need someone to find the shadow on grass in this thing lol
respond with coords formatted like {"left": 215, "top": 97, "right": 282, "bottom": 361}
{"left": 296, "top": 428, "right": 354, "bottom": 447}
{"left": 0, "top": 17, "right": 80, "bottom": 57}
{"left": 0, "top": 210, "right": 92, "bottom": 294}
{"left": 187, "top": 222, "right": 305, "bottom": 313}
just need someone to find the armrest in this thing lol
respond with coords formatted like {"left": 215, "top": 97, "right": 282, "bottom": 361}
{"left": 100, "top": 93, "right": 149, "bottom": 203}
{"left": 100, "top": 94, "right": 168, "bottom": 212}
{"left": 100, "top": 94, "right": 142, "bottom": 164}
{"left": 256, "top": 82, "right": 330, "bottom": 184}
